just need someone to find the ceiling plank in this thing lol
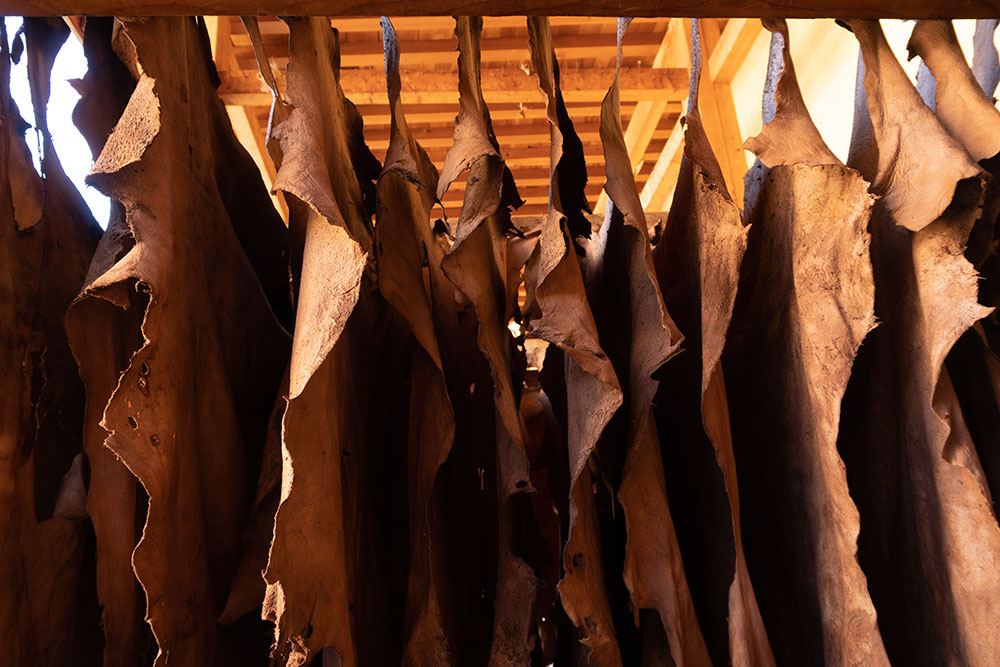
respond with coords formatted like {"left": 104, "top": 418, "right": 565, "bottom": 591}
{"left": 353, "top": 104, "right": 641, "bottom": 126}
{"left": 638, "top": 18, "right": 752, "bottom": 212}
{"left": 217, "top": 66, "right": 687, "bottom": 106}
{"left": 252, "top": 15, "right": 627, "bottom": 33}
{"left": 365, "top": 125, "right": 671, "bottom": 150}
{"left": 6, "top": 1, "right": 998, "bottom": 18}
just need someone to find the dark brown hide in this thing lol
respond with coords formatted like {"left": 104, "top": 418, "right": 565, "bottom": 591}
{"left": 724, "top": 20, "right": 885, "bottom": 667}
{"left": 522, "top": 16, "right": 624, "bottom": 666}
{"left": 652, "top": 18, "right": 772, "bottom": 667}
{"left": 1, "top": 18, "right": 102, "bottom": 667}
{"left": 67, "top": 16, "right": 290, "bottom": 666}
{"left": 260, "top": 16, "right": 412, "bottom": 667}
{"left": 584, "top": 17, "right": 707, "bottom": 666}
{"left": 65, "top": 17, "right": 150, "bottom": 667}
{"left": 437, "top": 17, "right": 538, "bottom": 667}
{"left": 838, "top": 19, "right": 1000, "bottom": 667}
{"left": 375, "top": 17, "right": 456, "bottom": 666}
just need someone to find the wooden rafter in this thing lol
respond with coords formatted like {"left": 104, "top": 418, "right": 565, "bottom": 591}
{"left": 4, "top": 1, "right": 999, "bottom": 17}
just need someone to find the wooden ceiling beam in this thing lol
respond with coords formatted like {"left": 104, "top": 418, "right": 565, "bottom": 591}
{"left": 5, "top": 1, "right": 997, "bottom": 17}
{"left": 637, "top": 18, "right": 756, "bottom": 213}
{"left": 217, "top": 66, "right": 687, "bottom": 106}
{"left": 639, "top": 115, "right": 684, "bottom": 210}
{"left": 696, "top": 18, "right": 752, "bottom": 203}
{"left": 366, "top": 120, "right": 669, "bottom": 142}
{"left": 441, "top": 165, "right": 613, "bottom": 187}
{"left": 442, "top": 183, "right": 605, "bottom": 202}
{"left": 423, "top": 148, "right": 662, "bottom": 169}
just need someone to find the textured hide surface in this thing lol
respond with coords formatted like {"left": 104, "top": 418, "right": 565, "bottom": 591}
{"left": 0, "top": 18, "right": 102, "bottom": 667}
{"left": 522, "top": 16, "right": 624, "bottom": 666}
{"left": 652, "top": 19, "right": 771, "bottom": 667}
{"left": 66, "top": 17, "right": 291, "bottom": 666}
{"left": 726, "top": 22, "right": 885, "bottom": 667}
{"left": 839, "top": 18, "right": 1000, "bottom": 667}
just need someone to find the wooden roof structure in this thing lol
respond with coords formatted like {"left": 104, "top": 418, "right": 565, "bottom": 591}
{"left": 199, "top": 16, "right": 761, "bottom": 222}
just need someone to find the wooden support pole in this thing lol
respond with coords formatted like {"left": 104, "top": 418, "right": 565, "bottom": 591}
{"left": 0, "top": 1, "right": 997, "bottom": 18}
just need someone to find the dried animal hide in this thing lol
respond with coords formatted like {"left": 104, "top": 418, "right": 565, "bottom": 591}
{"left": 0, "top": 18, "right": 103, "bottom": 666}
{"left": 724, "top": 20, "right": 885, "bottom": 667}
{"left": 374, "top": 17, "right": 458, "bottom": 666}
{"left": 65, "top": 16, "right": 291, "bottom": 666}
{"left": 521, "top": 16, "right": 624, "bottom": 666}
{"left": 18, "top": 11, "right": 1000, "bottom": 667}
{"left": 846, "top": 25, "right": 979, "bottom": 233}
{"left": 909, "top": 19, "right": 1000, "bottom": 523}
{"left": 909, "top": 21, "right": 1000, "bottom": 164}
{"left": 215, "top": 19, "right": 294, "bottom": 631}
{"left": 652, "top": 19, "right": 772, "bottom": 667}
{"left": 437, "top": 16, "right": 539, "bottom": 667}
{"left": 64, "top": 17, "right": 152, "bottom": 667}
{"left": 838, "top": 19, "right": 1000, "bottom": 667}
{"left": 260, "top": 16, "right": 415, "bottom": 667}
{"left": 581, "top": 17, "right": 706, "bottom": 666}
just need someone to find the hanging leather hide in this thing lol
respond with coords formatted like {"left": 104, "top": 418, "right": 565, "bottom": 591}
{"left": 65, "top": 16, "right": 291, "bottom": 666}
{"left": 653, "top": 18, "right": 773, "bottom": 667}
{"left": 725, "top": 19, "right": 886, "bottom": 667}
{"left": 838, "top": 19, "right": 1000, "bottom": 667}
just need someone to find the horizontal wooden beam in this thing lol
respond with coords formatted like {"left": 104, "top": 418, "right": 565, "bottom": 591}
{"left": 2, "top": 2, "right": 997, "bottom": 18}
{"left": 218, "top": 66, "right": 687, "bottom": 106}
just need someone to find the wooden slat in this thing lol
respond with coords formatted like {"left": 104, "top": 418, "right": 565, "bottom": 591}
{"left": 422, "top": 146, "right": 662, "bottom": 169}
{"left": 365, "top": 123, "right": 671, "bottom": 150}
{"left": 217, "top": 66, "right": 687, "bottom": 106}
{"left": 5, "top": 1, "right": 998, "bottom": 18}
{"left": 345, "top": 102, "right": 640, "bottom": 127}
{"left": 441, "top": 165, "right": 612, "bottom": 188}
{"left": 354, "top": 103, "right": 641, "bottom": 126}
